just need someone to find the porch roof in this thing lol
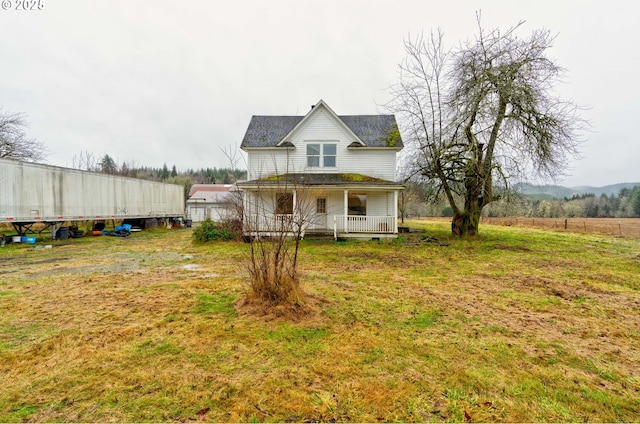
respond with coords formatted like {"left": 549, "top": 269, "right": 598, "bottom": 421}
{"left": 237, "top": 173, "right": 405, "bottom": 189}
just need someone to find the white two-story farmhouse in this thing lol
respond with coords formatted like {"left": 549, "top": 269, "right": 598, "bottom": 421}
{"left": 237, "top": 100, "right": 404, "bottom": 240}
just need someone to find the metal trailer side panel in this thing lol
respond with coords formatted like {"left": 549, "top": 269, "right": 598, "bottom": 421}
{"left": 0, "top": 158, "right": 184, "bottom": 222}
{"left": 0, "top": 159, "right": 12, "bottom": 218}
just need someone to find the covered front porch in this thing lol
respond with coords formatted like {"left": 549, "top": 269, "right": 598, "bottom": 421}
{"left": 237, "top": 173, "right": 404, "bottom": 240}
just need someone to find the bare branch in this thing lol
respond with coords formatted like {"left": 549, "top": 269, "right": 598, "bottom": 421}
{"left": 387, "top": 16, "right": 586, "bottom": 236}
{"left": 0, "top": 108, "right": 48, "bottom": 162}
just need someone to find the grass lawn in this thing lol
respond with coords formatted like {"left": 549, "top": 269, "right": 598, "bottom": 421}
{"left": 0, "top": 220, "right": 639, "bottom": 422}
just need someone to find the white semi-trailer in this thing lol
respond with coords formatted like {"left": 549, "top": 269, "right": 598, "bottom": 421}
{"left": 0, "top": 157, "right": 185, "bottom": 235}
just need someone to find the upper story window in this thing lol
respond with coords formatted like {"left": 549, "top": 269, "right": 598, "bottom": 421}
{"left": 307, "top": 143, "right": 337, "bottom": 168}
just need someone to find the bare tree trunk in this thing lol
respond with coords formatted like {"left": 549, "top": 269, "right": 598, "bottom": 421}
{"left": 451, "top": 189, "right": 482, "bottom": 236}
{"left": 452, "top": 130, "right": 485, "bottom": 237}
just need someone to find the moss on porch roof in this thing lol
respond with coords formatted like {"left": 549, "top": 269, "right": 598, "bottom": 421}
{"left": 240, "top": 173, "right": 403, "bottom": 186}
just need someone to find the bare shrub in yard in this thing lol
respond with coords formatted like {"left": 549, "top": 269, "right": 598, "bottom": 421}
{"left": 223, "top": 147, "right": 314, "bottom": 317}
{"left": 240, "top": 180, "right": 315, "bottom": 314}
{"left": 246, "top": 238, "right": 303, "bottom": 306}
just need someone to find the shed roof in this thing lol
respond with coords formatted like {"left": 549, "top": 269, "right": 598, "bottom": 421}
{"left": 188, "top": 184, "right": 235, "bottom": 197}
{"left": 187, "top": 190, "right": 235, "bottom": 204}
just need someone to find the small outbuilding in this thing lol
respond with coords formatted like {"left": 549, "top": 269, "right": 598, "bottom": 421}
{"left": 186, "top": 184, "right": 238, "bottom": 222}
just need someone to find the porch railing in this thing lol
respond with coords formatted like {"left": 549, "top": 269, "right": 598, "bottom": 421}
{"left": 333, "top": 215, "right": 396, "bottom": 234}
{"left": 244, "top": 214, "right": 304, "bottom": 234}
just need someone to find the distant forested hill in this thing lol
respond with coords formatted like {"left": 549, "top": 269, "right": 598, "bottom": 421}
{"left": 517, "top": 182, "right": 640, "bottom": 199}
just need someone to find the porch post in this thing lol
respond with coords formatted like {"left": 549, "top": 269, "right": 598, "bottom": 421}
{"left": 393, "top": 190, "right": 399, "bottom": 234}
{"left": 293, "top": 189, "right": 297, "bottom": 216}
{"left": 343, "top": 189, "right": 349, "bottom": 233}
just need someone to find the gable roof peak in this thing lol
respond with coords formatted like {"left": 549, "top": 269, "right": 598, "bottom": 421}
{"left": 311, "top": 99, "right": 328, "bottom": 109}
{"left": 277, "top": 99, "right": 365, "bottom": 147}
{"left": 240, "top": 100, "right": 404, "bottom": 150}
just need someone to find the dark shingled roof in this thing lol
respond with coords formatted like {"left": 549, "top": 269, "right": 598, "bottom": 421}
{"left": 241, "top": 116, "right": 303, "bottom": 149}
{"left": 241, "top": 114, "right": 403, "bottom": 148}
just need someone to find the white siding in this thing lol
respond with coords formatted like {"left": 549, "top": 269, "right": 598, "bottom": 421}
{"left": 247, "top": 150, "right": 295, "bottom": 180}
{"left": 325, "top": 191, "right": 346, "bottom": 217}
{"left": 366, "top": 192, "right": 392, "bottom": 216}
{"left": 291, "top": 109, "right": 349, "bottom": 143}
{"left": 243, "top": 191, "right": 277, "bottom": 217}
{"left": 339, "top": 150, "right": 397, "bottom": 181}
{"left": 247, "top": 106, "right": 398, "bottom": 181}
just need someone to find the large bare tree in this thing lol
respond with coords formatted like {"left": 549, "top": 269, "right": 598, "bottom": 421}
{"left": 0, "top": 108, "right": 48, "bottom": 162}
{"left": 389, "top": 19, "right": 584, "bottom": 236}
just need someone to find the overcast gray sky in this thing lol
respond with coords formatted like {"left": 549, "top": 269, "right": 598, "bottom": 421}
{"left": 1, "top": 0, "right": 637, "bottom": 187}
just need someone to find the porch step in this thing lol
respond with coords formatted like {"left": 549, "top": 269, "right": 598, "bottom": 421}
{"left": 303, "top": 231, "right": 335, "bottom": 241}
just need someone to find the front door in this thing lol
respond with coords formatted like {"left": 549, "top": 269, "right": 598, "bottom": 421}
{"left": 311, "top": 197, "right": 327, "bottom": 230}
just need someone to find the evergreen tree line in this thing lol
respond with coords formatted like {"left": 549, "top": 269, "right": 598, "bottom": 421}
{"left": 400, "top": 181, "right": 640, "bottom": 219}
{"left": 133, "top": 163, "right": 246, "bottom": 185}
{"left": 480, "top": 187, "right": 640, "bottom": 218}
{"left": 72, "top": 152, "right": 246, "bottom": 199}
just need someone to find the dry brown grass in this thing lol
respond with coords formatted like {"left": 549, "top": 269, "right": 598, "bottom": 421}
{"left": 1, "top": 223, "right": 639, "bottom": 422}
{"left": 234, "top": 292, "right": 324, "bottom": 322}
{"left": 479, "top": 216, "right": 640, "bottom": 237}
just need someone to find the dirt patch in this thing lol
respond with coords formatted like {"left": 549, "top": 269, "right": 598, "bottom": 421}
{"left": 400, "top": 233, "right": 450, "bottom": 246}
{"left": 0, "top": 256, "right": 70, "bottom": 265}
{"left": 234, "top": 293, "right": 326, "bottom": 323}
{"left": 0, "top": 256, "right": 72, "bottom": 275}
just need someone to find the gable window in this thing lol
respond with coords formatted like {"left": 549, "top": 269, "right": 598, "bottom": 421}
{"left": 307, "top": 143, "right": 337, "bottom": 168}
{"left": 276, "top": 193, "right": 293, "bottom": 215}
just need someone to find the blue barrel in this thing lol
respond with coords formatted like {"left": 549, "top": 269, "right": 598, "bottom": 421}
{"left": 21, "top": 236, "right": 36, "bottom": 244}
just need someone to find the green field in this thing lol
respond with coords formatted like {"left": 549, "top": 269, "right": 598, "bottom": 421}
{"left": 0, "top": 220, "right": 639, "bottom": 422}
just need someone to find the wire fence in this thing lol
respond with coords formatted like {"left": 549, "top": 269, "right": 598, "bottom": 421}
{"left": 480, "top": 217, "right": 640, "bottom": 238}
{"left": 413, "top": 217, "right": 640, "bottom": 238}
